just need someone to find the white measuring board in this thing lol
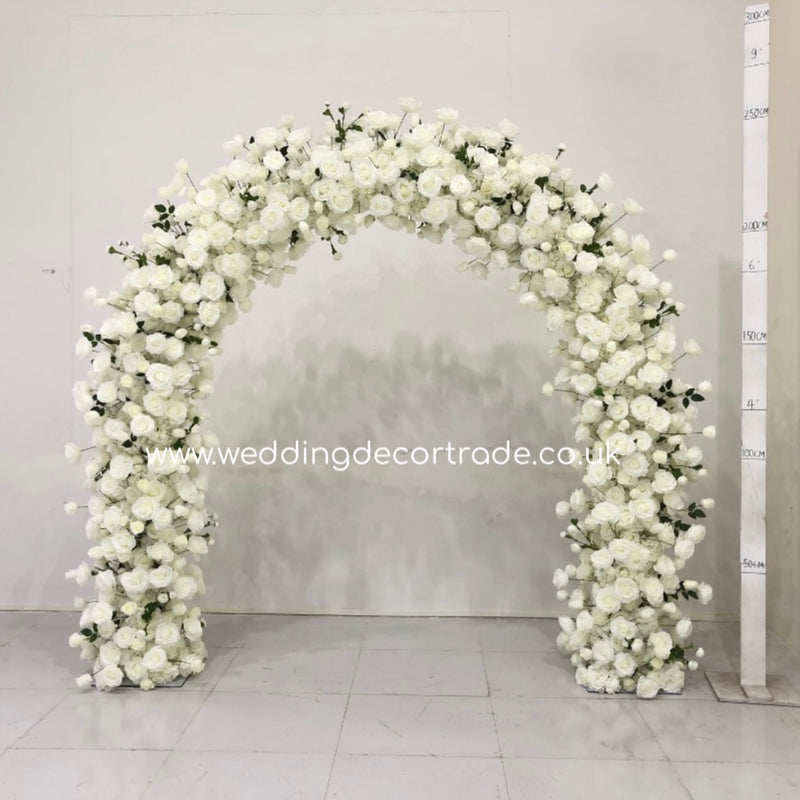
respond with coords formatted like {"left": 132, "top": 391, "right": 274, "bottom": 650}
{"left": 740, "top": 2, "right": 769, "bottom": 695}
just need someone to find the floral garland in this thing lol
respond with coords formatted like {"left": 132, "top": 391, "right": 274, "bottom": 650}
{"left": 65, "top": 100, "right": 714, "bottom": 696}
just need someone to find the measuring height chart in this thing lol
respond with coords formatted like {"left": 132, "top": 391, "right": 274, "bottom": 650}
{"left": 740, "top": 3, "right": 769, "bottom": 690}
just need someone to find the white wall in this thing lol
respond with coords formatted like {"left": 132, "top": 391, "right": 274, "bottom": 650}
{"left": 1, "top": 0, "right": 748, "bottom": 617}
{"left": 767, "top": 0, "right": 800, "bottom": 651}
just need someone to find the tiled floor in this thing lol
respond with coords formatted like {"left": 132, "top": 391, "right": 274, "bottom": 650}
{"left": 1, "top": 612, "right": 800, "bottom": 799}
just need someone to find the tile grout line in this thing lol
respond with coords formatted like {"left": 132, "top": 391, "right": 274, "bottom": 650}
{"left": 132, "top": 686, "right": 215, "bottom": 800}
{"left": 480, "top": 648, "right": 512, "bottom": 800}
{"left": 7, "top": 690, "right": 72, "bottom": 751}
{"left": 134, "top": 749, "right": 173, "bottom": 800}
{"left": 322, "top": 619, "right": 366, "bottom": 800}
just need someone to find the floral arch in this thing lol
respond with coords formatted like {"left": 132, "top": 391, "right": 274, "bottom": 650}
{"left": 66, "top": 100, "right": 714, "bottom": 697}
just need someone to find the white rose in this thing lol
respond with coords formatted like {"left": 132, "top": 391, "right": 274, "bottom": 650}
{"left": 622, "top": 198, "right": 643, "bottom": 215}
{"left": 89, "top": 602, "right": 113, "bottom": 625}
{"left": 120, "top": 568, "right": 149, "bottom": 596}
{"left": 592, "top": 502, "right": 620, "bottom": 524}
{"left": 417, "top": 169, "right": 442, "bottom": 198}
{"left": 676, "top": 618, "right": 693, "bottom": 640}
{"left": 566, "top": 221, "right": 594, "bottom": 244}
{"left": 183, "top": 246, "right": 208, "bottom": 270}
{"left": 526, "top": 196, "right": 549, "bottom": 224}
{"left": 638, "top": 362, "right": 666, "bottom": 386}
{"left": 592, "top": 639, "right": 615, "bottom": 665}
{"left": 260, "top": 203, "right": 287, "bottom": 232}
{"left": 575, "top": 251, "right": 598, "bottom": 274}
{"left": 130, "top": 414, "right": 156, "bottom": 438}
{"left": 576, "top": 610, "right": 594, "bottom": 632}
{"left": 200, "top": 271, "right": 226, "bottom": 301}
{"left": 596, "top": 363, "right": 623, "bottom": 388}
{"left": 95, "top": 665, "right": 124, "bottom": 690}
{"left": 142, "top": 646, "right": 168, "bottom": 672}
{"left": 652, "top": 471, "right": 678, "bottom": 494}
{"left": 610, "top": 616, "right": 637, "bottom": 641}
{"left": 369, "top": 195, "right": 393, "bottom": 217}
{"left": 448, "top": 174, "right": 472, "bottom": 198}
{"left": 649, "top": 631, "right": 673, "bottom": 659}
{"left": 615, "top": 577, "right": 640, "bottom": 605}
{"left": 474, "top": 205, "right": 501, "bottom": 231}
{"left": 217, "top": 198, "right": 243, "bottom": 223}
{"left": 572, "top": 192, "right": 596, "bottom": 218}
{"left": 166, "top": 401, "right": 187, "bottom": 425}
{"left": 198, "top": 302, "right": 221, "bottom": 327}
{"left": 614, "top": 652, "right": 637, "bottom": 677}
{"left": 630, "top": 396, "right": 657, "bottom": 422}
{"left": 131, "top": 496, "right": 158, "bottom": 521}
{"left": 687, "top": 524, "right": 706, "bottom": 544}
{"left": 172, "top": 575, "right": 198, "bottom": 600}
{"left": 96, "top": 381, "right": 118, "bottom": 405}
{"left": 595, "top": 587, "right": 621, "bottom": 614}
{"left": 145, "top": 364, "right": 174, "bottom": 393}
{"left": 327, "top": 187, "right": 354, "bottom": 214}
{"left": 148, "top": 565, "right": 174, "bottom": 589}
{"left": 113, "top": 626, "right": 137, "bottom": 649}
{"left": 647, "top": 407, "right": 672, "bottom": 433}
{"left": 654, "top": 330, "right": 677, "bottom": 354}
{"left": 591, "top": 549, "right": 614, "bottom": 570}
{"left": 124, "top": 657, "right": 146, "bottom": 684}
{"left": 642, "top": 576, "right": 665, "bottom": 606}
{"left": 155, "top": 622, "right": 181, "bottom": 648}
{"left": 184, "top": 617, "right": 204, "bottom": 641}
{"left": 421, "top": 196, "right": 453, "bottom": 227}
{"left": 180, "top": 283, "right": 202, "bottom": 304}
{"left": 552, "top": 568, "right": 569, "bottom": 590}
{"left": 636, "top": 674, "right": 660, "bottom": 698}
{"left": 571, "top": 373, "right": 597, "bottom": 395}
{"left": 629, "top": 496, "right": 658, "bottom": 520}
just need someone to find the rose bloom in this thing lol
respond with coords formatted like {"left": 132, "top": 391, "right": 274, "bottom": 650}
{"left": 610, "top": 616, "right": 637, "bottom": 641}
{"left": 614, "top": 651, "right": 637, "bottom": 677}
{"left": 595, "top": 587, "right": 622, "bottom": 614}
{"left": 473, "top": 205, "right": 501, "bottom": 231}
{"left": 142, "top": 646, "right": 168, "bottom": 672}
{"left": 155, "top": 622, "right": 181, "bottom": 648}
{"left": 649, "top": 630, "right": 673, "bottom": 659}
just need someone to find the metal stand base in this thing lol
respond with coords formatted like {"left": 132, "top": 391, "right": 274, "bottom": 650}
{"left": 119, "top": 674, "right": 189, "bottom": 688}
{"left": 706, "top": 672, "right": 800, "bottom": 707}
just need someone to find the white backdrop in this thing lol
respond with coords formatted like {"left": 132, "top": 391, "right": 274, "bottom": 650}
{"left": 0, "top": 0, "right": 746, "bottom": 617}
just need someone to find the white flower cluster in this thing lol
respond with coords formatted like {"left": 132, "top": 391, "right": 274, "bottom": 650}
{"left": 66, "top": 101, "right": 712, "bottom": 695}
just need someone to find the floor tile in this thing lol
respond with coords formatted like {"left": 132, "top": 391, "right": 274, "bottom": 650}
{"left": 15, "top": 689, "right": 208, "bottom": 750}
{"left": 673, "top": 761, "right": 800, "bottom": 800}
{"left": 327, "top": 754, "right": 508, "bottom": 800}
{"left": 352, "top": 650, "right": 487, "bottom": 695}
{"left": 0, "top": 690, "right": 66, "bottom": 750}
{"left": 214, "top": 647, "right": 359, "bottom": 693}
{"left": 504, "top": 758, "right": 690, "bottom": 800}
{"left": 0, "top": 748, "right": 168, "bottom": 800}
{"left": 0, "top": 612, "right": 78, "bottom": 647}
{"left": 175, "top": 692, "right": 347, "bottom": 753}
{"left": 492, "top": 697, "right": 665, "bottom": 760}
{"left": 362, "top": 617, "right": 483, "bottom": 651}
{"left": 204, "top": 614, "right": 365, "bottom": 651}
{"left": 476, "top": 618, "right": 558, "bottom": 652}
{"left": 637, "top": 701, "right": 800, "bottom": 763}
{"left": 484, "top": 650, "right": 604, "bottom": 699}
{"left": 0, "top": 639, "right": 81, "bottom": 690}
{"left": 141, "top": 751, "right": 332, "bottom": 800}
{"left": 339, "top": 695, "right": 499, "bottom": 756}
{"left": 181, "top": 647, "right": 238, "bottom": 691}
